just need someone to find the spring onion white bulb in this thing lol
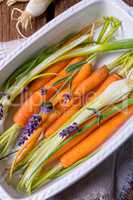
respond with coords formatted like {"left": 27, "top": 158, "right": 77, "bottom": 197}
{"left": 11, "top": 0, "right": 53, "bottom": 38}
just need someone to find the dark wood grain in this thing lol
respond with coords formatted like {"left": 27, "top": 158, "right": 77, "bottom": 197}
{"left": 0, "top": 0, "right": 133, "bottom": 42}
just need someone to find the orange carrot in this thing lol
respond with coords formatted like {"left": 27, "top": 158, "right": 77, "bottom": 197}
{"left": 60, "top": 105, "right": 133, "bottom": 168}
{"left": 74, "top": 66, "right": 109, "bottom": 96}
{"left": 28, "top": 60, "right": 70, "bottom": 94}
{"left": 14, "top": 91, "right": 44, "bottom": 126}
{"left": 72, "top": 63, "right": 93, "bottom": 91}
{"left": 90, "top": 73, "right": 122, "bottom": 100}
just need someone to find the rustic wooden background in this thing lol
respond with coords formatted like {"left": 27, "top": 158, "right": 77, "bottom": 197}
{"left": 0, "top": 0, "right": 133, "bottom": 42}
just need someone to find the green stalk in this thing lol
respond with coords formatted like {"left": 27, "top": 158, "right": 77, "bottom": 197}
{"left": 31, "top": 164, "right": 62, "bottom": 192}
{"left": 54, "top": 150, "right": 100, "bottom": 178}
{"left": 2, "top": 31, "right": 85, "bottom": 91}
{"left": 96, "top": 17, "right": 111, "bottom": 43}
{"left": 14, "top": 139, "right": 46, "bottom": 172}
{"left": 56, "top": 39, "right": 133, "bottom": 61}
{"left": 97, "top": 17, "right": 121, "bottom": 43}
{"left": 18, "top": 79, "right": 133, "bottom": 192}
{"left": 107, "top": 50, "right": 133, "bottom": 71}
{"left": 102, "top": 17, "right": 121, "bottom": 43}
{"left": 32, "top": 150, "right": 99, "bottom": 191}
{"left": 119, "top": 56, "right": 133, "bottom": 77}
{"left": 0, "top": 124, "right": 21, "bottom": 156}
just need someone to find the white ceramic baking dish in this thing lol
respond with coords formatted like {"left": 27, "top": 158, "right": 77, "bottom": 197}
{"left": 0, "top": 0, "right": 133, "bottom": 199}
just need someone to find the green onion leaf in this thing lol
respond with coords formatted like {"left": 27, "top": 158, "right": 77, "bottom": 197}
{"left": 52, "top": 76, "right": 70, "bottom": 87}
{"left": 66, "top": 60, "right": 87, "bottom": 73}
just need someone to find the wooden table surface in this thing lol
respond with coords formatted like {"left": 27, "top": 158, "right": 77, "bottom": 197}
{"left": 0, "top": 0, "right": 133, "bottom": 42}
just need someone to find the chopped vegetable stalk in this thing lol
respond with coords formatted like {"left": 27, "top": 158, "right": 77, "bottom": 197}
{"left": 119, "top": 56, "right": 133, "bottom": 77}
{"left": 96, "top": 16, "right": 121, "bottom": 43}
{"left": 56, "top": 39, "right": 133, "bottom": 61}
{"left": 18, "top": 78, "right": 133, "bottom": 192}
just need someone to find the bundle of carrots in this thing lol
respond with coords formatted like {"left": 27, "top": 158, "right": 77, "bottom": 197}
{"left": 0, "top": 16, "right": 133, "bottom": 194}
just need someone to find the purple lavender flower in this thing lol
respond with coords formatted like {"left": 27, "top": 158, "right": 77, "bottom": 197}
{"left": 40, "top": 102, "right": 53, "bottom": 114}
{"left": 17, "top": 114, "right": 42, "bottom": 146}
{"left": 63, "top": 93, "right": 72, "bottom": 104}
{"left": 59, "top": 122, "right": 78, "bottom": 138}
{"left": 22, "top": 87, "right": 29, "bottom": 93}
{"left": 40, "top": 87, "right": 47, "bottom": 96}
{"left": 0, "top": 104, "right": 4, "bottom": 120}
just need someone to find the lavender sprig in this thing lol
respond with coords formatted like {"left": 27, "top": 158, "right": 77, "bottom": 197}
{"left": 40, "top": 102, "right": 53, "bottom": 114}
{"left": 17, "top": 114, "right": 42, "bottom": 146}
{"left": 40, "top": 87, "right": 47, "bottom": 96}
{"left": 17, "top": 101, "right": 53, "bottom": 146}
{"left": 22, "top": 87, "right": 29, "bottom": 93}
{"left": 59, "top": 122, "right": 79, "bottom": 138}
{"left": 63, "top": 93, "right": 72, "bottom": 104}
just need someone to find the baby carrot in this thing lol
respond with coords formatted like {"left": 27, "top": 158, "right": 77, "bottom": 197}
{"left": 61, "top": 105, "right": 133, "bottom": 168}
{"left": 28, "top": 60, "right": 70, "bottom": 94}
{"left": 74, "top": 66, "right": 109, "bottom": 96}
{"left": 72, "top": 62, "right": 93, "bottom": 91}
{"left": 14, "top": 91, "right": 44, "bottom": 127}
{"left": 90, "top": 73, "right": 122, "bottom": 100}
